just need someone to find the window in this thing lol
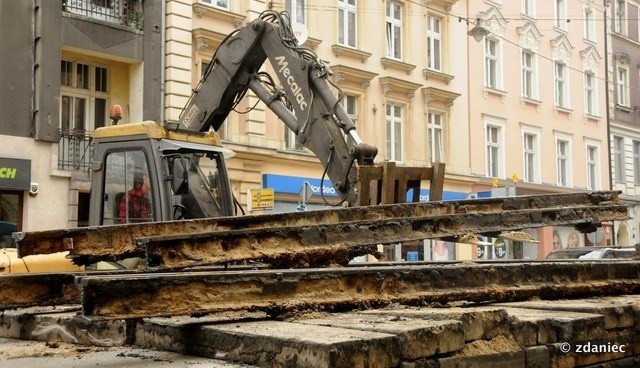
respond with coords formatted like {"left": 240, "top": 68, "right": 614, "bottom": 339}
{"left": 617, "top": 66, "right": 629, "bottom": 107}
{"left": 554, "top": 62, "right": 569, "bottom": 108}
{"left": 485, "top": 38, "right": 502, "bottom": 89}
{"left": 428, "top": 112, "right": 444, "bottom": 163}
{"left": 584, "top": 7, "right": 596, "bottom": 41}
{"left": 633, "top": 140, "right": 640, "bottom": 184}
{"left": 60, "top": 59, "right": 108, "bottom": 131}
{"left": 338, "top": 0, "right": 357, "bottom": 48}
{"left": 523, "top": 132, "right": 539, "bottom": 183}
{"left": 286, "top": 129, "right": 304, "bottom": 151}
{"left": 201, "top": 61, "right": 230, "bottom": 140}
{"left": 522, "top": 50, "right": 537, "bottom": 99}
{"left": 586, "top": 145, "right": 599, "bottom": 190}
{"left": 427, "top": 15, "right": 442, "bottom": 71}
{"left": 556, "top": 139, "right": 570, "bottom": 187}
{"left": 614, "top": 136, "right": 625, "bottom": 183}
{"left": 102, "top": 150, "right": 155, "bottom": 225}
{"left": 555, "top": 0, "right": 567, "bottom": 30}
{"left": 386, "top": 103, "right": 403, "bottom": 162}
{"left": 522, "top": 0, "right": 535, "bottom": 17}
{"left": 286, "top": 0, "right": 306, "bottom": 25}
{"left": 201, "top": 0, "right": 228, "bottom": 9}
{"left": 615, "top": 0, "right": 627, "bottom": 35}
{"left": 584, "top": 72, "right": 597, "bottom": 115}
{"left": 342, "top": 94, "right": 358, "bottom": 120}
{"left": 386, "top": 1, "right": 402, "bottom": 60}
{"left": 486, "top": 125, "right": 502, "bottom": 178}
{"left": 341, "top": 94, "right": 358, "bottom": 144}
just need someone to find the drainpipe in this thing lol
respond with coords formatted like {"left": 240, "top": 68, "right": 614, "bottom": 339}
{"left": 604, "top": 1, "right": 616, "bottom": 245}
{"left": 159, "top": 0, "right": 165, "bottom": 123}
{"left": 466, "top": 0, "right": 472, "bottom": 188}
{"left": 604, "top": 1, "right": 612, "bottom": 191}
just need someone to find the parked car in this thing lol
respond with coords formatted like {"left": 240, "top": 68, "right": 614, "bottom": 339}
{"left": 546, "top": 246, "right": 637, "bottom": 260}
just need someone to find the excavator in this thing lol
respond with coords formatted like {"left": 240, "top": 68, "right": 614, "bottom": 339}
{"left": 91, "top": 10, "right": 377, "bottom": 229}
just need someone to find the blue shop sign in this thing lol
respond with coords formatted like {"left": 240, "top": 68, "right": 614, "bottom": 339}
{"left": 263, "top": 174, "right": 338, "bottom": 197}
{"left": 263, "top": 174, "right": 467, "bottom": 202}
{"left": 406, "top": 188, "right": 467, "bottom": 202}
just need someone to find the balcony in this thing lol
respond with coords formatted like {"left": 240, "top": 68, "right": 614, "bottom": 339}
{"left": 62, "top": 0, "right": 144, "bottom": 31}
{"left": 58, "top": 129, "right": 93, "bottom": 172}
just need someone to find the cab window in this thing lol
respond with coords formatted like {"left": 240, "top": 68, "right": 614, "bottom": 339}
{"left": 101, "top": 151, "right": 154, "bottom": 224}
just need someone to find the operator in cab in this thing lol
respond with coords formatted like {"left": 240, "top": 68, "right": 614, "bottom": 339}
{"left": 118, "top": 173, "right": 151, "bottom": 223}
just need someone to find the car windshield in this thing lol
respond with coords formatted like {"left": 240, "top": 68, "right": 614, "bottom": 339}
{"left": 546, "top": 247, "right": 636, "bottom": 260}
{"left": 546, "top": 250, "right": 595, "bottom": 259}
{"left": 577, "top": 250, "right": 605, "bottom": 259}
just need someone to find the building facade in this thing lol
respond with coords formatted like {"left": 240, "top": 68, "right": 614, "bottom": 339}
{"left": 609, "top": 0, "right": 640, "bottom": 246}
{"left": 0, "top": 0, "right": 161, "bottom": 245}
{"left": 466, "top": 0, "right": 612, "bottom": 258}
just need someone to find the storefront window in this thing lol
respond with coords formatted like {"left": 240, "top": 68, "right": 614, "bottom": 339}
{"left": 0, "top": 192, "right": 22, "bottom": 247}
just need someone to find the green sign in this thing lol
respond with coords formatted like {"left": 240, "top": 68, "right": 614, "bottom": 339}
{"left": 0, "top": 158, "right": 31, "bottom": 190}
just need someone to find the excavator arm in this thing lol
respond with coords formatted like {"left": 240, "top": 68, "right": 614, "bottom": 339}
{"left": 179, "top": 11, "right": 377, "bottom": 206}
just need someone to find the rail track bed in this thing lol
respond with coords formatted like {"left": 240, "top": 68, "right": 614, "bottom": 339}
{"left": 1, "top": 260, "right": 639, "bottom": 367}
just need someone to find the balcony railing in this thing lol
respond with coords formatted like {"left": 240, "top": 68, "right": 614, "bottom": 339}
{"left": 58, "top": 129, "right": 93, "bottom": 172}
{"left": 62, "top": 0, "right": 144, "bottom": 31}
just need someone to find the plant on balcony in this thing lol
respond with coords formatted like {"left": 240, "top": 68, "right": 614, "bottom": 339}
{"left": 121, "top": 3, "right": 142, "bottom": 28}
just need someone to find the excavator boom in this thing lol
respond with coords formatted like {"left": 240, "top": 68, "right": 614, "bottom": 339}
{"left": 179, "top": 11, "right": 376, "bottom": 206}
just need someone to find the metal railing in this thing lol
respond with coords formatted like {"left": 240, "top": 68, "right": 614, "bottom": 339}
{"left": 61, "top": 0, "right": 144, "bottom": 30}
{"left": 58, "top": 129, "right": 93, "bottom": 172}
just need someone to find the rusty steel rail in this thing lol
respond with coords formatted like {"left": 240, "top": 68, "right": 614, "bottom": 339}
{"left": 74, "top": 261, "right": 640, "bottom": 319}
{"left": 0, "top": 272, "right": 80, "bottom": 309}
{"left": 139, "top": 203, "right": 628, "bottom": 269}
{"left": 0, "top": 264, "right": 268, "bottom": 310}
{"left": 14, "top": 191, "right": 626, "bottom": 269}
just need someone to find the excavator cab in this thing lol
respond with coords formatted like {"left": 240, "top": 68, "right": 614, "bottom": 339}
{"left": 88, "top": 121, "right": 235, "bottom": 227}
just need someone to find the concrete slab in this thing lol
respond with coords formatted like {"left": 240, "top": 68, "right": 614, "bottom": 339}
{"left": 360, "top": 305, "right": 509, "bottom": 341}
{"left": 524, "top": 346, "right": 550, "bottom": 368}
{"left": 292, "top": 312, "right": 465, "bottom": 359}
{"left": 0, "top": 337, "right": 251, "bottom": 367}
{"left": 498, "top": 298, "right": 636, "bottom": 330}
{"left": 592, "top": 295, "right": 640, "bottom": 330}
{"left": 547, "top": 332, "right": 640, "bottom": 368}
{"left": 134, "top": 312, "right": 267, "bottom": 354}
{"left": 136, "top": 319, "right": 401, "bottom": 368}
{"left": 501, "top": 307, "right": 606, "bottom": 345}
{"left": 404, "top": 335, "right": 525, "bottom": 368}
{"left": 0, "top": 305, "right": 127, "bottom": 346}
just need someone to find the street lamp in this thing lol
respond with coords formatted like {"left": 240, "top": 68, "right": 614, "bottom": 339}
{"left": 467, "top": 18, "right": 489, "bottom": 42}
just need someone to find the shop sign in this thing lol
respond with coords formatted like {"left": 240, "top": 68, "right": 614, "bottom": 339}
{"left": 494, "top": 238, "right": 507, "bottom": 259}
{"left": 476, "top": 244, "right": 486, "bottom": 259}
{"left": 263, "top": 174, "right": 338, "bottom": 197}
{"left": 248, "top": 188, "right": 275, "bottom": 211}
{"left": 0, "top": 158, "right": 31, "bottom": 190}
{"left": 405, "top": 188, "right": 468, "bottom": 202}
